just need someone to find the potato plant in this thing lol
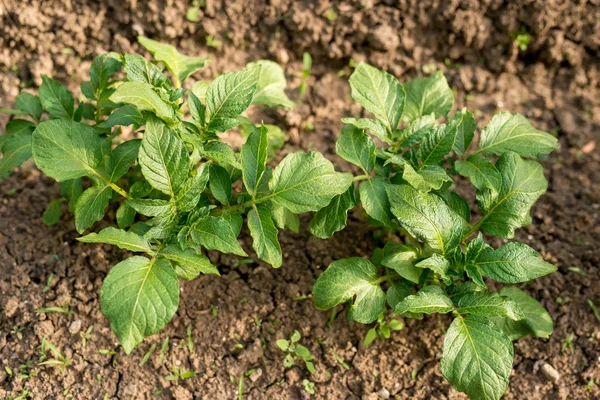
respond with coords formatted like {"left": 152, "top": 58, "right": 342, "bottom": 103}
{"left": 311, "top": 63, "right": 558, "bottom": 400}
{"left": 0, "top": 38, "right": 355, "bottom": 354}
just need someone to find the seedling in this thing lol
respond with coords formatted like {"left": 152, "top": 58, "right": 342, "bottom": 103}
{"left": 363, "top": 313, "right": 404, "bottom": 346}
{"left": 511, "top": 27, "right": 532, "bottom": 52}
{"left": 206, "top": 35, "right": 223, "bottom": 49}
{"left": 15, "top": 361, "right": 37, "bottom": 379}
{"left": 562, "top": 333, "right": 575, "bottom": 353}
{"left": 39, "top": 338, "right": 72, "bottom": 372}
{"left": 42, "top": 273, "right": 54, "bottom": 293}
{"left": 35, "top": 304, "right": 74, "bottom": 315}
{"left": 159, "top": 336, "right": 170, "bottom": 364}
{"left": 0, "top": 38, "right": 346, "bottom": 356}
{"left": 186, "top": 326, "right": 194, "bottom": 353}
{"left": 302, "top": 379, "right": 315, "bottom": 394}
{"left": 276, "top": 330, "right": 316, "bottom": 373}
{"left": 79, "top": 325, "right": 93, "bottom": 348}
{"left": 312, "top": 63, "right": 558, "bottom": 400}
{"left": 139, "top": 343, "right": 156, "bottom": 366}
{"left": 299, "top": 52, "right": 312, "bottom": 96}
{"left": 332, "top": 350, "right": 350, "bottom": 370}
{"left": 10, "top": 325, "right": 24, "bottom": 340}
{"left": 98, "top": 349, "right": 117, "bottom": 356}
{"left": 164, "top": 366, "right": 195, "bottom": 381}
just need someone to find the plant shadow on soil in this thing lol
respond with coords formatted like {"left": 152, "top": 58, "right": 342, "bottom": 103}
{"left": 1, "top": 1, "right": 599, "bottom": 399}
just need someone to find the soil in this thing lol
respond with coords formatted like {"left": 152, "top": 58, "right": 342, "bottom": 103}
{"left": 1, "top": 0, "right": 599, "bottom": 399}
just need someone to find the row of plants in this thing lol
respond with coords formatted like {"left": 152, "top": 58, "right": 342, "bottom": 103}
{"left": 0, "top": 38, "right": 558, "bottom": 400}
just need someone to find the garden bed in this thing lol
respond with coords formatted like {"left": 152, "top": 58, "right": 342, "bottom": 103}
{"left": 1, "top": 1, "right": 599, "bottom": 399}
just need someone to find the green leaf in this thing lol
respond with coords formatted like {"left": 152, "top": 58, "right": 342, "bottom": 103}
{"left": 90, "top": 53, "right": 122, "bottom": 95}
{"left": 248, "top": 60, "right": 294, "bottom": 109}
{"left": 74, "top": 103, "right": 96, "bottom": 122}
{"left": 78, "top": 227, "right": 154, "bottom": 253}
{"left": 117, "top": 203, "right": 136, "bottom": 229}
{"left": 386, "top": 184, "right": 468, "bottom": 254}
{"left": 110, "top": 82, "right": 176, "bottom": 124}
{"left": 60, "top": 178, "right": 83, "bottom": 213}
{"left": 470, "top": 242, "right": 556, "bottom": 283}
{"left": 122, "top": 54, "right": 170, "bottom": 88}
{"left": 191, "top": 216, "right": 248, "bottom": 257}
{"left": 16, "top": 92, "right": 42, "bottom": 120}
{"left": 0, "top": 130, "right": 32, "bottom": 174}
{"left": 403, "top": 71, "right": 454, "bottom": 122}
{"left": 396, "top": 114, "right": 436, "bottom": 146}
{"left": 336, "top": 125, "right": 375, "bottom": 173}
{"left": 457, "top": 291, "right": 525, "bottom": 320}
{"left": 381, "top": 242, "right": 421, "bottom": 284}
{"left": 241, "top": 125, "right": 268, "bottom": 196}
{"left": 269, "top": 152, "right": 353, "bottom": 214}
{"left": 175, "top": 164, "right": 209, "bottom": 212}
{"left": 394, "top": 285, "right": 453, "bottom": 315}
{"left": 160, "top": 245, "right": 219, "bottom": 278}
{"left": 208, "top": 164, "right": 232, "bottom": 205}
{"left": 248, "top": 205, "right": 282, "bottom": 268}
{"left": 138, "top": 36, "right": 209, "bottom": 84}
{"left": 436, "top": 191, "right": 471, "bottom": 223}
{"left": 341, "top": 117, "right": 390, "bottom": 144}
{"left": 441, "top": 315, "right": 513, "bottom": 400}
{"left": 418, "top": 122, "right": 458, "bottom": 165}
{"left": 271, "top": 204, "right": 300, "bottom": 233}
{"left": 348, "top": 62, "right": 405, "bottom": 135}
{"left": 32, "top": 119, "right": 104, "bottom": 182}
{"left": 203, "top": 141, "right": 240, "bottom": 169}
{"left": 126, "top": 199, "right": 174, "bottom": 217}
{"left": 449, "top": 108, "right": 476, "bottom": 156}
{"left": 455, "top": 154, "right": 502, "bottom": 193}
{"left": 389, "top": 157, "right": 450, "bottom": 192}
{"left": 477, "top": 152, "right": 548, "bottom": 238}
{"left": 74, "top": 184, "right": 113, "bottom": 233}
{"left": 139, "top": 118, "right": 189, "bottom": 196}
{"left": 358, "top": 176, "right": 394, "bottom": 227}
{"left": 105, "top": 139, "right": 141, "bottom": 182}
{"left": 99, "top": 105, "right": 145, "bottom": 128}
{"left": 100, "top": 256, "right": 179, "bottom": 354}
{"left": 386, "top": 279, "right": 414, "bottom": 309}
{"left": 309, "top": 185, "right": 356, "bottom": 239}
{"left": 418, "top": 125, "right": 456, "bottom": 165}
{"left": 313, "top": 257, "right": 385, "bottom": 324}
{"left": 414, "top": 254, "right": 450, "bottom": 282}
{"left": 39, "top": 75, "right": 74, "bottom": 119}
{"left": 477, "top": 112, "right": 558, "bottom": 157}
{"left": 205, "top": 65, "right": 261, "bottom": 132}
{"left": 490, "top": 286, "right": 553, "bottom": 340}
{"left": 42, "top": 199, "right": 63, "bottom": 226}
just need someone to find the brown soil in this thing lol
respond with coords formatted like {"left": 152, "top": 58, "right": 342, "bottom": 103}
{"left": 1, "top": 0, "right": 599, "bottom": 399}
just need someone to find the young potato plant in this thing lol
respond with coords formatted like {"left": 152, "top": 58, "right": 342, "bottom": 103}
{"left": 312, "top": 63, "right": 559, "bottom": 400}
{"left": 0, "top": 38, "right": 354, "bottom": 354}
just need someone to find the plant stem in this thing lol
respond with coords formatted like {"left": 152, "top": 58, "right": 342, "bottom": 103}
{"left": 371, "top": 272, "right": 400, "bottom": 286}
{"left": 0, "top": 107, "right": 28, "bottom": 116}
{"left": 353, "top": 174, "right": 371, "bottom": 182}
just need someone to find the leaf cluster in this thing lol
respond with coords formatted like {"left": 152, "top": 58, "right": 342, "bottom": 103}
{"left": 0, "top": 37, "right": 350, "bottom": 355}
{"left": 311, "top": 63, "right": 558, "bottom": 400}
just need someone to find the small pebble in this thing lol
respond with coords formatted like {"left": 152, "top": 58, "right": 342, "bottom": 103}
{"left": 249, "top": 368, "right": 263, "bottom": 382}
{"left": 540, "top": 362, "right": 560, "bottom": 383}
{"left": 69, "top": 320, "right": 82, "bottom": 335}
{"left": 378, "top": 388, "right": 390, "bottom": 399}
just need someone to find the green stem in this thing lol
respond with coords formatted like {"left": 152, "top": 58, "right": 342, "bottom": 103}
{"left": 353, "top": 174, "right": 371, "bottom": 182}
{"left": 0, "top": 108, "right": 28, "bottom": 116}
{"left": 371, "top": 272, "right": 400, "bottom": 286}
{"left": 462, "top": 218, "right": 484, "bottom": 242}
{"left": 90, "top": 170, "right": 131, "bottom": 200}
